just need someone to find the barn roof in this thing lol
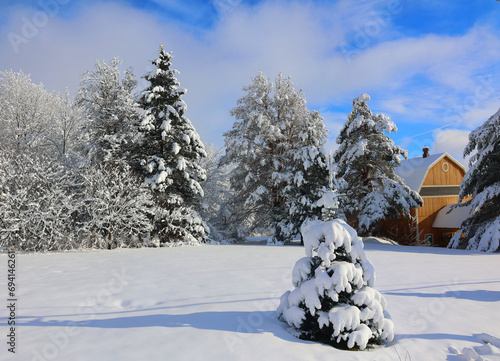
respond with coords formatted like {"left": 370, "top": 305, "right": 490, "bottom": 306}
{"left": 433, "top": 203, "right": 471, "bottom": 229}
{"left": 395, "top": 152, "right": 466, "bottom": 192}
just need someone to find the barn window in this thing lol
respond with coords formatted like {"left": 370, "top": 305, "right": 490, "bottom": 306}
{"left": 424, "top": 234, "right": 434, "bottom": 245}
{"left": 442, "top": 162, "right": 449, "bottom": 172}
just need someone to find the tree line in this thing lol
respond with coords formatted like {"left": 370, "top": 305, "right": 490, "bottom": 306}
{"left": 0, "top": 44, "right": 498, "bottom": 252}
{"left": 0, "top": 45, "right": 209, "bottom": 250}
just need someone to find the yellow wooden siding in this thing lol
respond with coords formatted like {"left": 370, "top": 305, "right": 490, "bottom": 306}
{"left": 417, "top": 196, "right": 460, "bottom": 245}
{"left": 417, "top": 155, "right": 466, "bottom": 245}
{"left": 422, "top": 156, "right": 465, "bottom": 186}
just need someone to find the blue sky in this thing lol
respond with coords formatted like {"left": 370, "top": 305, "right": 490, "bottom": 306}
{"left": 1, "top": 0, "right": 500, "bottom": 163}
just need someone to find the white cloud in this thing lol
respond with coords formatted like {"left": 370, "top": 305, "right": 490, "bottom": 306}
{"left": 0, "top": 0, "right": 499, "bottom": 149}
{"left": 432, "top": 129, "right": 471, "bottom": 168}
{"left": 0, "top": 3, "right": 168, "bottom": 92}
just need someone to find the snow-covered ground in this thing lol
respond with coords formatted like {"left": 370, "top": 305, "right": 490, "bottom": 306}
{"left": 2, "top": 243, "right": 500, "bottom": 361}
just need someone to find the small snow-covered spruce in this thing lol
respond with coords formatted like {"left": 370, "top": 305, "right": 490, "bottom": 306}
{"left": 137, "top": 45, "right": 208, "bottom": 244}
{"left": 449, "top": 106, "right": 500, "bottom": 252}
{"left": 277, "top": 219, "right": 394, "bottom": 350}
{"left": 317, "top": 190, "right": 343, "bottom": 222}
{"left": 333, "top": 94, "right": 422, "bottom": 236}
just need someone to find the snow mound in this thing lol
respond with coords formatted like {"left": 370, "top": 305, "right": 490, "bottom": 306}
{"left": 277, "top": 219, "right": 394, "bottom": 350}
{"left": 362, "top": 237, "right": 400, "bottom": 246}
{"left": 450, "top": 333, "right": 500, "bottom": 361}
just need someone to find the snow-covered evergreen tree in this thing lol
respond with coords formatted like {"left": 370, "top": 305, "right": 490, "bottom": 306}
{"left": 137, "top": 45, "right": 208, "bottom": 244}
{"left": 222, "top": 72, "right": 328, "bottom": 242}
{"left": 277, "top": 219, "right": 394, "bottom": 350}
{"left": 333, "top": 94, "right": 422, "bottom": 236}
{"left": 449, "top": 107, "right": 500, "bottom": 252}
{"left": 221, "top": 71, "right": 275, "bottom": 239}
{"left": 278, "top": 110, "right": 330, "bottom": 243}
{"left": 76, "top": 58, "right": 139, "bottom": 164}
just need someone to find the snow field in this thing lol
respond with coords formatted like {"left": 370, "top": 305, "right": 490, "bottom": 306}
{"left": 1, "top": 244, "right": 500, "bottom": 361}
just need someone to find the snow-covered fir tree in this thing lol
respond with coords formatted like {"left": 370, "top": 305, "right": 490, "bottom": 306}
{"left": 221, "top": 72, "right": 328, "bottom": 243}
{"left": 278, "top": 110, "right": 330, "bottom": 243}
{"left": 137, "top": 45, "right": 208, "bottom": 245}
{"left": 277, "top": 219, "right": 394, "bottom": 350}
{"left": 449, "top": 107, "right": 500, "bottom": 252}
{"left": 76, "top": 58, "right": 140, "bottom": 164}
{"left": 221, "top": 71, "right": 275, "bottom": 239}
{"left": 333, "top": 94, "right": 422, "bottom": 236}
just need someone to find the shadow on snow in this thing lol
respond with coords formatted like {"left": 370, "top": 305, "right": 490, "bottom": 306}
{"left": 384, "top": 289, "right": 500, "bottom": 302}
{"left": 4, "top": 309, "right": 309, "bottom": 346}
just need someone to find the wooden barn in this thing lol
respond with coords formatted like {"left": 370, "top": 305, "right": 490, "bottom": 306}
{"left": 388, "top": 148, "right": 469, "bottom": 247}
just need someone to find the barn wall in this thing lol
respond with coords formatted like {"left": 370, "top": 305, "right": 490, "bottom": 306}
{"left": 415, "top": 155, "right": 466, "bottom": 246}
{"left": 422, "top": 156, "right": 465, "bottom": 186}
{"left": 417, "top": 196, "right": 460, "bottom": 245}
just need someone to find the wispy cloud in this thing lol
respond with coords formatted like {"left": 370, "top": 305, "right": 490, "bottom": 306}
{"left": 0, "top": 0, "right": 499, "bottom": 150}
{"left": 432, "top": 129, "right": 472, "bottom": 168}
